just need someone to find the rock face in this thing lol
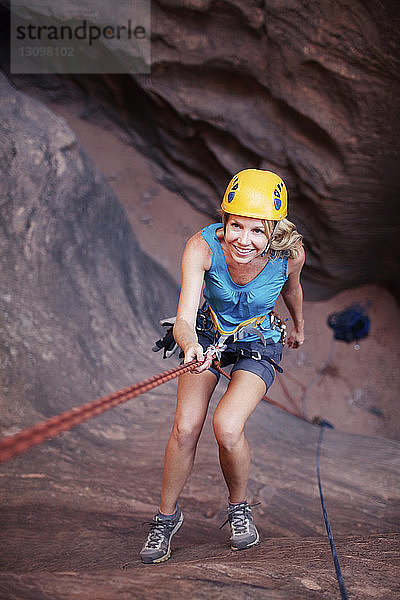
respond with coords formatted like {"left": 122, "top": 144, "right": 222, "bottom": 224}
{"left": 0, "top": 73, "right": 177, "bottom": 429}
{"left": 0, "top": 44, "right": 399, "bottom": 600}
{"left": 1, "top": 4, "right": 400, "bottom": 598}
{"left": 3, "top": 0, "right": 400, "bottom": 298}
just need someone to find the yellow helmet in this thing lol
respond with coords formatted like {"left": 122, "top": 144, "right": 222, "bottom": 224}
{"left": 221, "top": 169, "right": 288, "bottom": 221}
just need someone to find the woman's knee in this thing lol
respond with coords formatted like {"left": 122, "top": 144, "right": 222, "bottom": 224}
{"left": 212, "top": 412, "right": 243, "bottom": 451}
{"left": 172, "top": 419, "right": 202, "bottom": 450}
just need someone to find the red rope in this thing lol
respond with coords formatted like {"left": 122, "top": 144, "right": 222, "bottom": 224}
{"left": 212, "top": 361, "right": 307, "bottom": 421}
{"left": 0, "top": 355, "right": 312, "bottom": 465}
{"left": 276, "top": 374, "right": 302, "bottom": 412}
{"left": 0, "top": 360, "right": 201, "bottom": 464}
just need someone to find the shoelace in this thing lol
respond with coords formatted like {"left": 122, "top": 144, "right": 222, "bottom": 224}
{"left": 143, "top": 518, "right": 175, "bottom": 549}
{"left": 219, "top": 501, "right": 261, "bottom": 533}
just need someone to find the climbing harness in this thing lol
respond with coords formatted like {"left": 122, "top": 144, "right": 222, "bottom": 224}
{"left": 153, "top": 304, "right": 287, "bottom": 369}
{"left": 207, "top": 304, "right": 269, "bottom": 345}
{"left": 208, "top": 307, "right": 287, "bottom": 349}
{"left": 215, "top": 345, "right": 283, "bottom": 374}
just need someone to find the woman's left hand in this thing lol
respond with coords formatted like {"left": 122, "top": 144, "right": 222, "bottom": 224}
{"left": 286, "top": 325, "right": 305, "bottom": 349}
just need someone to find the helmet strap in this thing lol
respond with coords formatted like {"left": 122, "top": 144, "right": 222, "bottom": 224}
{"left": 261, "top": 221, "right": 279, "bottom": 257}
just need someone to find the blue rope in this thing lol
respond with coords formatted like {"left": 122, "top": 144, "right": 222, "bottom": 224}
{"left": 316, "top": 422, "right": 349, "bottom": 600}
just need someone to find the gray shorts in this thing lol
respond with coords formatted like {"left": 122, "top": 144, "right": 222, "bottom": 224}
{"left": 197, "top": 331, "right": 282, "bottom": 391}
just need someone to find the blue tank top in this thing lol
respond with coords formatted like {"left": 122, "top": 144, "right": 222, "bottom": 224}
{"left": 201, "top": 223, "right": 288, "bottom": 343}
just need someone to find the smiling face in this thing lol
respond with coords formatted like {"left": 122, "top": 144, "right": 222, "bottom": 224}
{"left": 223, "top": 214, "right": 268, "bottom": 263}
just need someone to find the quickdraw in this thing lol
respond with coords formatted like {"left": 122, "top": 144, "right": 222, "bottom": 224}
{"left": 270, "top": 311, "right": 288, "bottom": 346}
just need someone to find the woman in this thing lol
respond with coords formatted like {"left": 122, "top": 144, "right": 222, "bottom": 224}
{"left": 140, "top": 169, "right": 305, "bottom": 564}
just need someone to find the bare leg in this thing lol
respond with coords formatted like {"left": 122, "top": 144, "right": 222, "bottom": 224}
{"left": 159, "top": 369, "right": 218, "bottom": 514}
{"left": 212, "top": 370, "right": 266, "bottom": 503}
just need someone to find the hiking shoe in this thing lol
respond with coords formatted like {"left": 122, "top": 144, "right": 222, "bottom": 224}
{"left": 140, "top": 507, "right": 184, "bottom": 564}
{"left": 220, "top": 501, "right": 260, "bottom": 551}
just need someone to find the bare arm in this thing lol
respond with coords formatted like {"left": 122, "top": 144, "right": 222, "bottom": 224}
{"left": 281, "top": 246, "right": 305, "bottom": 349}
{"left": 173, "top": 232, "right": 213, "bottom": 372}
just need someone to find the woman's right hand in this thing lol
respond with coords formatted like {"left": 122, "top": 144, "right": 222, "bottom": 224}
{"left": 174, "top": 232, "right": 214, "bottom": 374}
{"left": 183, "top": 342, "right": 213, "bottom": 373}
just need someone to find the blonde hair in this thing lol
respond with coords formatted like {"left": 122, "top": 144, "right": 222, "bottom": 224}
{"left": 221, "top": 212, "right": 303, "bottom": 259}
{"left": 265, "top": 218, "right": 303, "bottom": 259}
